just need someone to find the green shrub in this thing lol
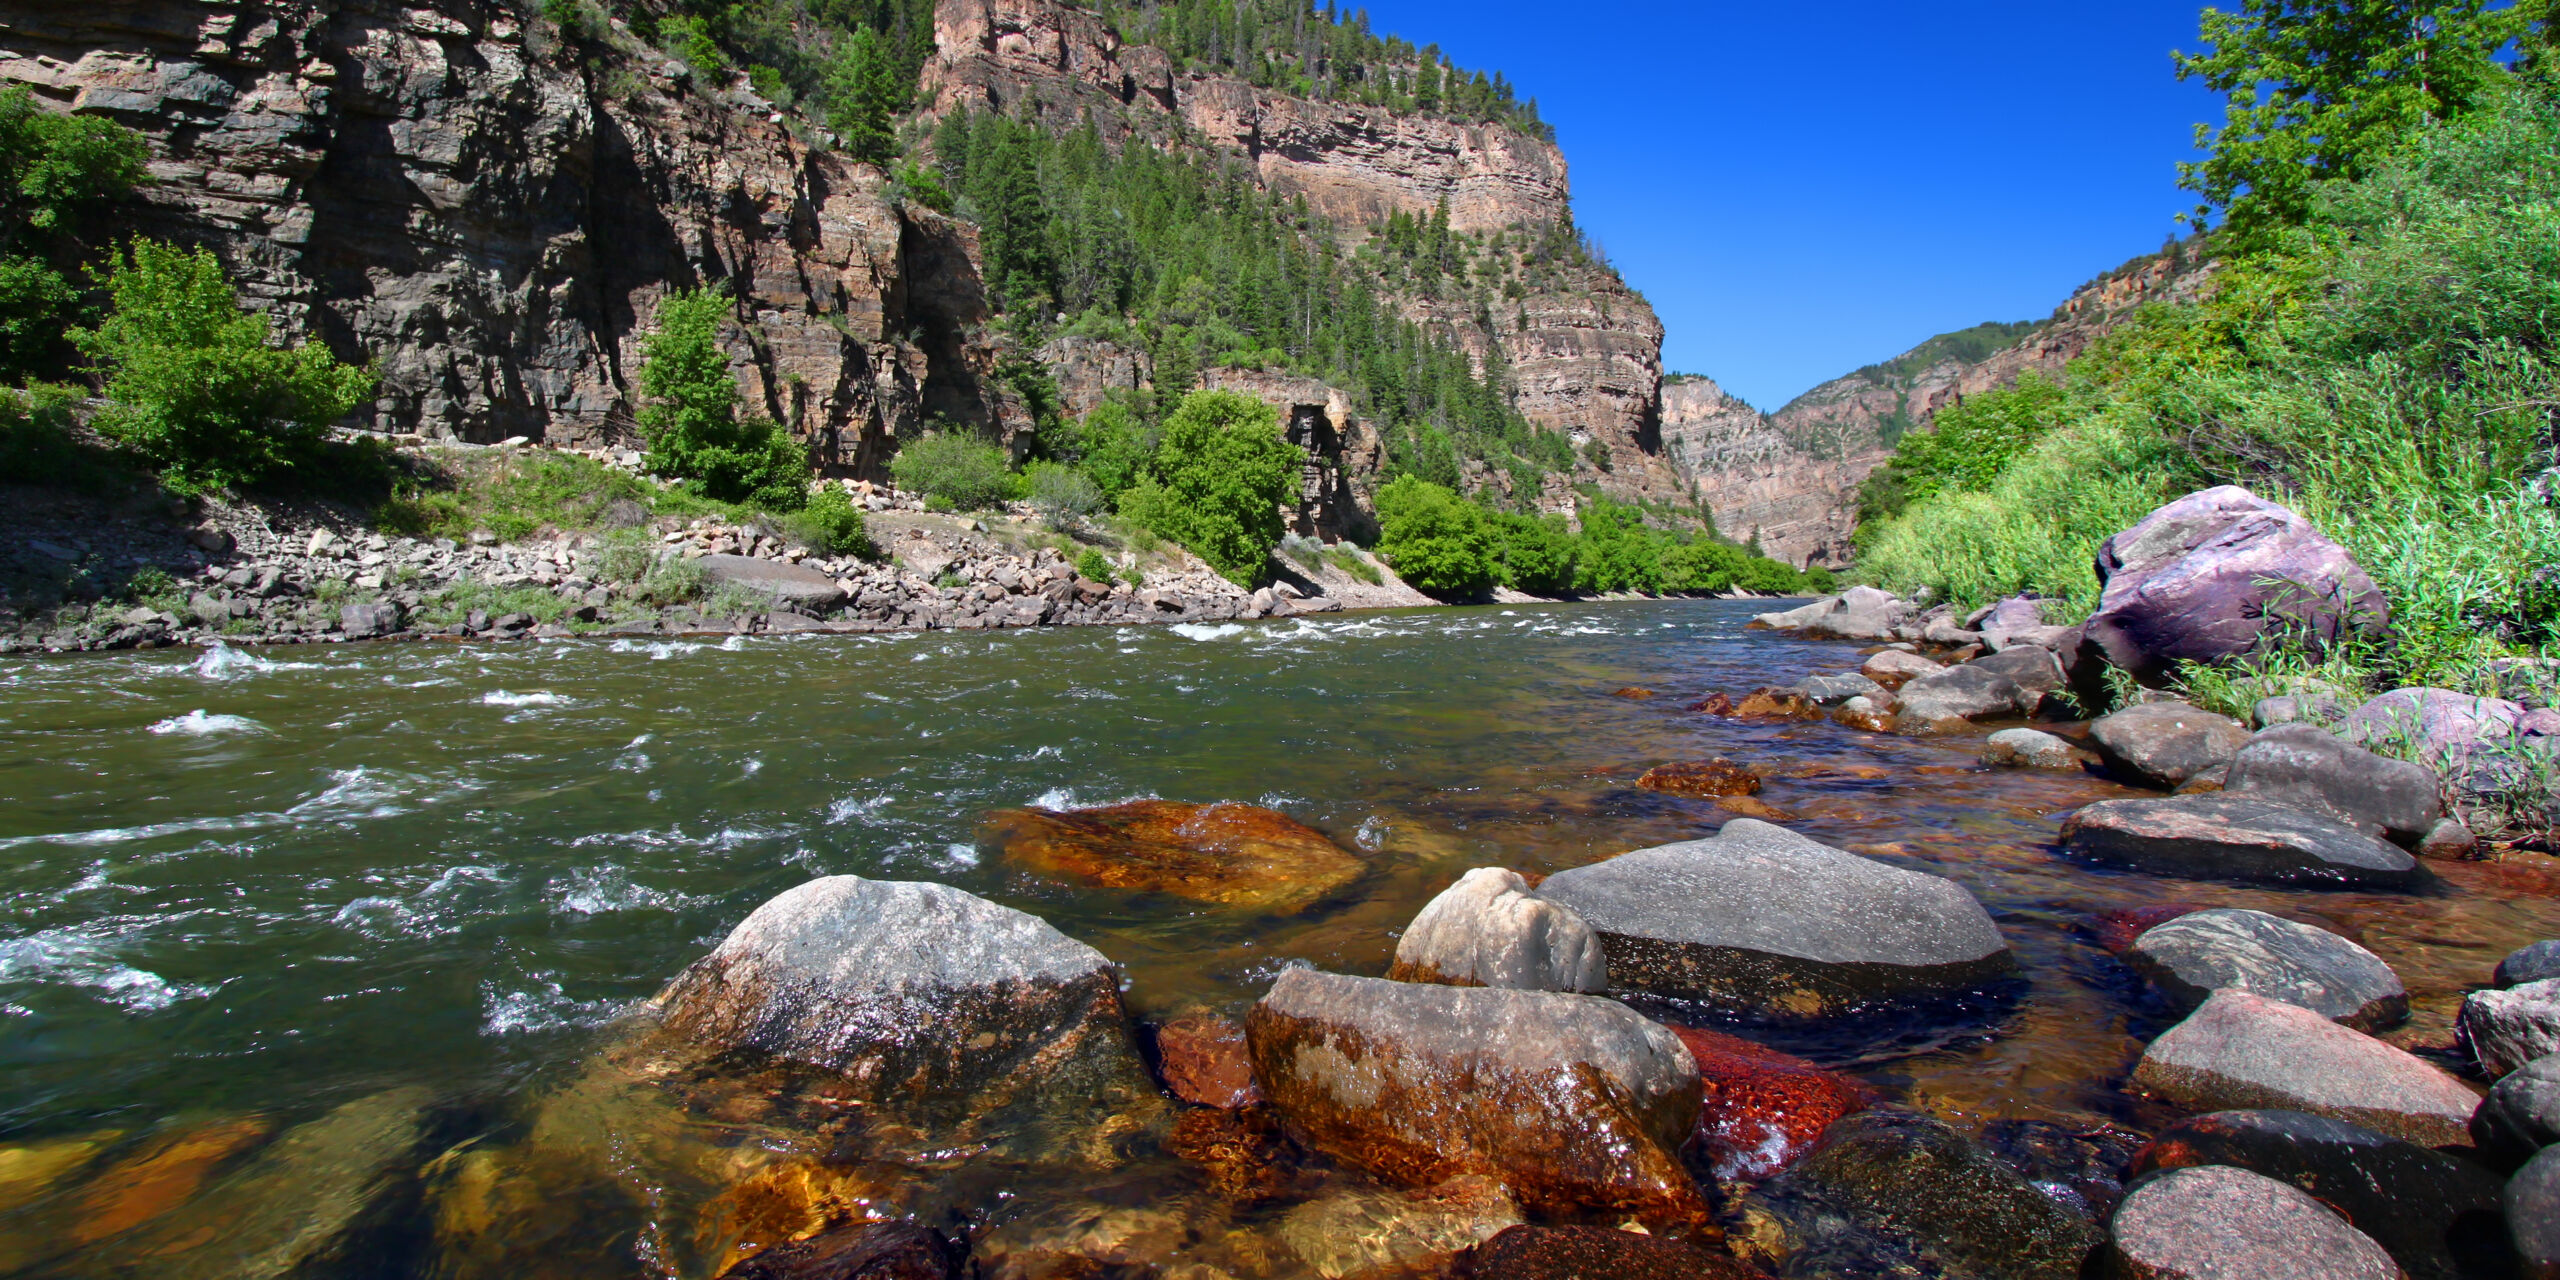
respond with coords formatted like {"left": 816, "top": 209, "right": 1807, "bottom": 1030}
{"left": 780, "top": 485, "right": 878, "bottom": 557}
{"left": 1117, "top": 389, "right": 1302, "bottom": 585}
{"left": 585, "top": 528, "right": 659, "bottom": 584}
{"left": 1070, "top": 398, "right": 1157, "bottom": 501}
{"left": 1374, "top": 475, "right": 1496, "bottom": 597}
{"left": 638, "top": 286, "right": 808, "bottom": 510}
{"left": 1488, "top": 510, "right": 1576, "bottom": 594}
{"left": 0, "top": 383, "right": 126, "bottom": 491}
{"left": 1026, "top": 460, "right": 1104, "bottom": 529}
{"left": 0, "top": 86, "right": 148, "bottom": 382}
{"left": 1572, "top": 499, "right": 1666, "bottom": 594}
{"left": 74, "top": 240, "right": 374, "bottom": 493}
{"left": 891, "top": 430, "right": 1014, "bottom": 510}
{"left": 637, "top": 554, "right": 707, "bottom": 606}
{"left": 1074, "top": 547, "right": 1115, "bottom": 584}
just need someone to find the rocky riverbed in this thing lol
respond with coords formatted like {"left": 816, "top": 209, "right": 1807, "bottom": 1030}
{"left": 3, "top": 484, "right": 2559, "bottom": 1279}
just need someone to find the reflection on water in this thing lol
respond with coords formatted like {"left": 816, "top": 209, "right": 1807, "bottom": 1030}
{"left": 0, "top": 600, "right": 2554, "bottom": 1276}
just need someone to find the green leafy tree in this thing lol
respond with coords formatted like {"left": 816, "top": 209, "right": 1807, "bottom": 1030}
{"left": 889, "top": 430, "right": 1015, "bottom": 510}
{"left": 1373, "top": 475, "right": 1496, "bottom": 596}
{"left": 824, "top": 26, "right": 910, "bottom": 165}
{"left": 1857, "top": 373, "right": 2073, "bottom": 525}
{"left": 73, "top": 240, "right": 373, "bottom": 491}
{"left": 1573, "top": 498, "right": 1667, "bottom": 594}
{"left": 1119, "top": 388, "right": 1301, "bottom": 584}
{"left": 637, "top": 285, "right": 809, "bottom": 510}
{"left": 1488, "top": 508, "right": 1577, "bottom": 594}
{"left": 0, "top": 88, "right": 148, "bottom": 380}
{"left": 2177, "top": 0, "right": 2523, "bottom": 242}
{"left": 1071, "top": 398, "right": 1159, "bottom": 500}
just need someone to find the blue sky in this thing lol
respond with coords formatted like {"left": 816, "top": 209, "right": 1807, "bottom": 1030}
{"left": 1358, "top": 1, "right": 2226, "bottom": 409}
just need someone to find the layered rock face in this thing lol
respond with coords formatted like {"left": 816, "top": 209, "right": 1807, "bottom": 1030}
{"left": 1, "top": 0, "right": 1026, "bottom": 461}
{"left": 922, "top": 0, "right": 1689, "bottom": 509}
{"left": 1657, "top": 376, "right": 1872, "bottom": 568}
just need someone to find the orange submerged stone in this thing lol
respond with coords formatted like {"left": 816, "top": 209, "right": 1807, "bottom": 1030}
{"left": 982, "top": 799, "right": 1363, "bottom": 912}
{"left": 1637, "top": 760, "right": 1764, "bottom": 799}
{"left": 1664, "top": 1025, "right": 1878, "bottom": 1181}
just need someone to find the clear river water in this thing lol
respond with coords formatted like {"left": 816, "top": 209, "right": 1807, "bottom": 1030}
{"left": 3, "top": 599, "right": 2557, "bottom": 1278}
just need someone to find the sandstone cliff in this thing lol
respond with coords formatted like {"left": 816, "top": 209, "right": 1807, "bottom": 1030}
{"left": 2, "top": 0, "right": 1039, "bottom": 465}
{"left": 1658, "top": 376, "right": 1867, "bottom": 569}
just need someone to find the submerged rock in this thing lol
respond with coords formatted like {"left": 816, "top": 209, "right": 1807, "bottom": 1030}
{"left": 2060, "top": 794, "right": 2424, "bottom": 889}
{"left": 2107, "top": 1163, "right": 2396, "bottom": 1280}
{"left": 2473, "top": 1053, "right": 2560, "bottom": 1159}
{"left": 1635, "top": 759, "right": 1763, "bottom": 798}
{"left": 55, "top": 1119, "right": 275, "bottom": 1256}
{"left": 2128, "top": 1109, "right": 2512, "bottom": 1280}
{"left": 1167, "top": 1104, "right": 1301, "bottom": 1204}
{"left": 2076, "top": 486, "right": 2390, "bottom": 685}
{"left": 1536, "top": 820, "right": 2012, "bottom": 1018}
{"left": 2089, "top": 702, "right": 2254, "bottom": 790}
{"left": 2459, "top": 978, "right": 2560, "bottom": 1078}
{"left": 716, "top": 1218, "right": 963, "bottom": 1280}
{"left": 1457, "top": 1224, "right": 1758, "bottom": 1279}
{"left": 2126, "top": 908, "right": 2408, "bottom": 1030}
{"left": 1734, "top": 687, "right": 1823, "bottom": 720}
{"left": 981, "top": 799, "right": 1363, "bottom": 913}
{"left": 1739, "top": 1110, "right": 2101, "bottom": 1280}
{"left": 2130, "top": 990, "right": 2479, "bottom": 1147}
{"left": 2224, "top": 722, "right": 2442, "bottom": 844}
{"left": 1664, "top": 1024, "right": 1877, "bottom": 1181}
{"left": 1243, "top": 969, "right": 1704, "bottom": 1220}
{"left": 1153, "top": 1015, "right": 1263, "bottom": 1109}
{"left": 1276, "top": 1173, "right": 1522, "bottom": 1279}
{"left": 1891, "top": 664, "right": 2025, "bottom": 733}
{"left": 1796, "top": 672, "right": 1885, "bottom": 706}
{"left": 655, "top": 877, "right": 1140, "bottom": 1117}
{"left": 1387, "top": 868, "right": 1607, "bottom": 993}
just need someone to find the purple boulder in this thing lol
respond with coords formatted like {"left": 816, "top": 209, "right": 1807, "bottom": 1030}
{"left": 2077, "top": 487, "right": 2388, "bottom": 685}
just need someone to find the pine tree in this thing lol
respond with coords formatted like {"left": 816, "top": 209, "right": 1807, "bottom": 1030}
{"left": 824, "top": 26, "right": 910, "bottom": 165}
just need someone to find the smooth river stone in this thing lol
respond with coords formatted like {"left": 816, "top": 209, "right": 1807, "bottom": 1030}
{"left": 2512, "top": 1146, "right": 2560, "bottom": 1279}
{"left": 2131, "top": 990, "right": 2480, "bottom": 1147}
{"left": 1387, "top": 868, "right": 1607, "bottom": 992}
{"left": 2060, "top": 794, "right": 2424, "bottom": 889}
{"left": 1890, "top": 663, "right": 2025, "bottom": 734}
{"left": 2473, "top": 1053, "right": 2560, "bottom": 1158}
{"left": 2089, "top": 701, "right": 2254, "bottom": 789}
{"left": 1242, "top": 969, "right": 1703, "bottom": 1221}
{"left": 2128, "top": 1109, "right": 2511, "bottom": 1280}
{"left": 1757, "top": 1110, "right": 2102, "bottom": 1280}
{"left": 2224, "top": 721, "right": 2441, "bottom": 843}
{"left": 1533, "top": 819, "right": 2014, "bottom": 1018}
{"left": 980, "top": 799, "right": 1363, "bottom": 913}
{"left": 655, "top": 877, "right": 1139, "bottom": 1114}
{"left": 2126, "top": 908, "right": 2407, "bottom": 1031}
{"left": 2459, "top": 978, "right": 2560, "bottom": 1078}
{"left": 2500, "top": 940, "right": 2560, "bottom": 988}
{"left": 2109, "top": 1164, "right": 2397, "bottom": 1280}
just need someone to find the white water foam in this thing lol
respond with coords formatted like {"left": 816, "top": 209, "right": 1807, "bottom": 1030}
{"left": 1354, "top": 814, "right": 1389, "bottom": 852}
{"left": 551, "top": 865, "right": 693, "bottom": 916}
{"left": 826, "top": 794, "right": 888, "bottom": 824}
{"left": 0, "top": 924, "right": 213, "bottom": 1013}
{"left": 481, "top": 976, "right": 626, "bottom": 1035}
{"left": 1169, "top": 623, "right": 1244, "bottom": 641}
{"left": 939, "top": 842, "right": 980, "bottom": 869}
{"left": 0, "top": 765, "right": 457, "bottom": 851}
{"left": 188, "top": 643, "right": 315, "bottom": 680}
{"left": 147, "top": 709, "right": 264, "bottom": 736}
{"left": 482, "top": 690, "right": 569, "bottom": 708}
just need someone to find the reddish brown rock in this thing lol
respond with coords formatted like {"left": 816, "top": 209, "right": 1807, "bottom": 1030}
{"left": 65, "top": 1118, "right": 274, "bottom": 1247}
{"left": 1830, "top": 699, "right": 1897, "bottom": 732}
{"left": 717, "top": 1218, "right": 964, "bottom": 1280}
{"left": 981, "top": 799, "right": 1363, "bottom": 912}
{"left": 2130, "top": 990, "right": 2480, "bottom": 1147}
{"left": 1166, "top": 1105, "right": 1302, "bottom": 1205}
{"left": 1154, "top": 1015, "right": 1263, "bottom": 1108}
{"left": 1687, "top": 692, "right": 1738, "bottom": 716}
{"left": 1456, "top": 1224, "right": 1762, "bottom": 1279}
{"left": 1613, "top": 687, "right": 1659, "bottom": 701}
{"left": 1636, "top": 760, "right": 1763, "bottom": 799}
{"left": 1734, "top": 688, "right": 1823, "bottom": 720}
{"left": 1245, "top": 969, "right": 1706, "bottom": 1222}
{"left": 1664, "top": 1025, "right": 1879, "bottom": 1180}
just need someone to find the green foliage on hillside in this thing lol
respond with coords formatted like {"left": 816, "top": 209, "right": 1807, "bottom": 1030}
{"left": 638, "top": 286, "right": 809, "bottom": 510}
{"left": 890, "top": 431, "right": 1015, "bottom": 511}
{"left": 1117, "top": 389, "right": 1303, "bottom": 584}
{"left": 0, "top": 86, "right": 147, "bottom": 381}
{"left": 933, "top": 109, "right": 1581, "bottom": 493}
{"left": 1854, "top": 373, "right": 2072, "bottom": 527}
{"left": 1090, "top": 0, "right": 1549, "bottom": 137}
{"left": 621, "top": 0, "right": 936, "bottom": 157}
{"left": 1859, "top": 49, "right": 2560, "bottom": 690}
{"left": 1374, "top": 477, "right": 1833, "bottom": 601}
{"left": 75, "top": 241, "right": 376, "bottom": 493}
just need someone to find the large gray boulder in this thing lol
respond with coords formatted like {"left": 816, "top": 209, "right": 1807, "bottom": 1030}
{"left": 1751, "top": 586, "right": 1915, "bottom": 641}
{"left": 1797, "top": 671, "right": 1887, "bottom": 705}
{"left": 655, "top": 877, "right": 1137, "bottom": 1114}
{"left": 2501, "top": 941, "right": 2560, "bottom": 988}
{"left": 1533, "top": 819, "right": 2014, "bottom": 1018}
{"left": 1970, "top": 594, "right": 2075, "bottom": 652}
{"left": 1244, "top": 969, "right": 1703, "bottom": 1219}
{"left": 1891, "top": 664, "right": 2025, "bottom": 733}
{"left": 2130, "top": 989, "right": 2481, "bottom": 1147}
{"left": 2108, "top": 1164, "right": 2396, "bottom": 1280}
{"left": 2512, "top": 1147, "right": 2560, "bottom": 1280}
{"left": 2127, "top": 908, "right": 2407, "bottom": 1031}
{"left": 2459, "top": 978, "right": 2560, "bottom": 1078}
{"left": 1982, "top": 727, "right": 2080, "bottom": 769}
{"left": 2060, "top": 794, "right": 2425, "bottom": 889}
{"left": 695, "top": 553, "right": 850, "bottom": 612}
{"left": 2225, "top": 722, "right": 2442, "bottom": 844}
{"left": 2089, "top": 702, "right": 2253, "bottom": 789}
{"left": 2076, "top": 486, "right": 2389, "bottom": 685}
{"left": 2473, "top": 1054, "right": 2560, "bottom": 1159}
{"left": 1386, "top": 868, "right": 1607, "bottom": 993}
{"left": 1969, "top": 644, "right": 2067, "bottom": 715}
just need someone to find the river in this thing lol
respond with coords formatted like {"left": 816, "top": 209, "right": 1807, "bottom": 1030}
{"left": 2, "top": 599, "right": 2555, "bottom": 1277}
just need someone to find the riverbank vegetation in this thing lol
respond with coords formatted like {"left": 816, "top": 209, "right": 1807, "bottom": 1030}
{"left": 1373, "top": 474, "right": 1836, "bottom": 600}
{"left": 1856, "top": 0, "right": 2560, "bottom": 695}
